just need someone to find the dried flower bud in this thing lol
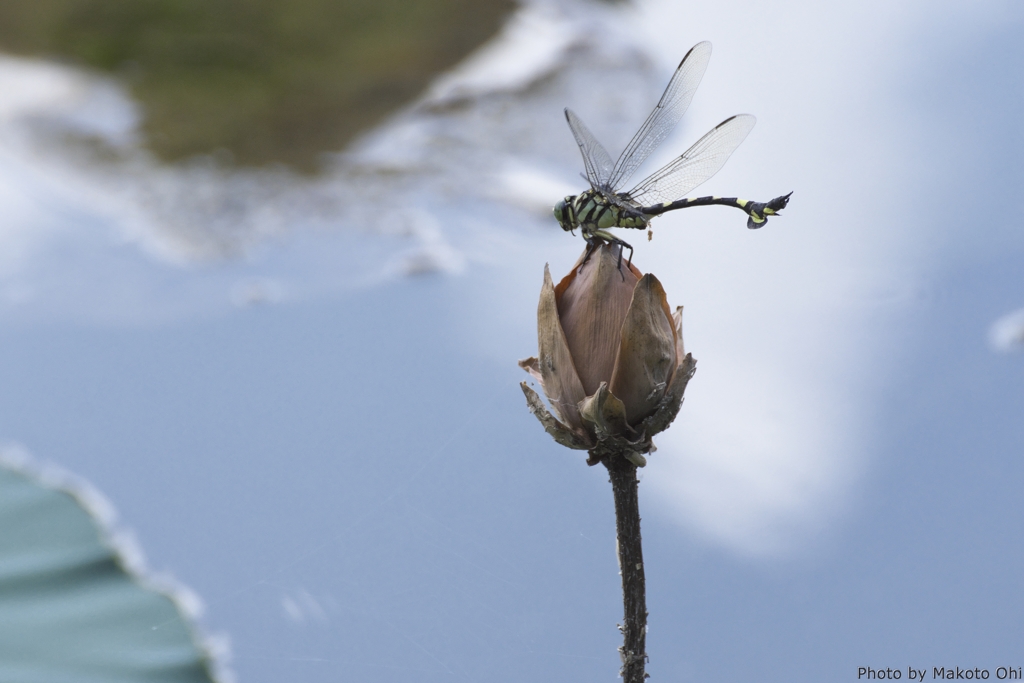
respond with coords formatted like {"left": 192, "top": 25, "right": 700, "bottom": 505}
{"left": 520, "top": 243, "right": 696, "bottom": 465}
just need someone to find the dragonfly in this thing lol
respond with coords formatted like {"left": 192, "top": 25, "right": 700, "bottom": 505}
{"left": 553, "top": 41, "right": 792, "bottom": 266}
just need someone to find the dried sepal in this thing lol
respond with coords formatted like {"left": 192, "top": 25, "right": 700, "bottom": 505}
{"left": 624, "top": 451, "right": 648, "bottom": 467}
{"left": 578, "top": 382, "right": 634, "bottom": 440}
{"left": 520, "top": 381, "right": 592, "bottom": 450}
{"left": 518, "top": 356, "right": 543, "bottom": 384}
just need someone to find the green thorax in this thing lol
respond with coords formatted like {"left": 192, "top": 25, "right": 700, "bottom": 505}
{"left": 572, "top": 190, "right": 650, "bottom": 231}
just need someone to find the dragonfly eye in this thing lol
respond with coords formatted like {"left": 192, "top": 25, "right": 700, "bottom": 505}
{"left": 553, "top": 197, "right": 575, "bottom": 231}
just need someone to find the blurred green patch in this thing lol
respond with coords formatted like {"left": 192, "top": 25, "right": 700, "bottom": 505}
{"left": 0, "top": 0, "right": 515, "bottom": 171}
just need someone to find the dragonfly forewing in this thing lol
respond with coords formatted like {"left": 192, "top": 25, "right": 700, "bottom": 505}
{"left": 604, "top": 40, "right": 713, "bottom": 192}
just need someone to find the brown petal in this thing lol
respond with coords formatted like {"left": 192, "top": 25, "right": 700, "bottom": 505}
{"left": 555, "top": 244, "right": 641, "bottom": 395}
{"left": 536, "top": 264, "right": 588, "bottom": 433}
{"left": 609, "top": 273, "right": 677, "bottom": 425}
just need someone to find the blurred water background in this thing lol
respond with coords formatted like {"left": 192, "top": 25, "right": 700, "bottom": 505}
{"left": 0, "top": 0, "right": 1022, "bottom": 681}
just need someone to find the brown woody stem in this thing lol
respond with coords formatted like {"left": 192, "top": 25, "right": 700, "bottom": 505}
{"left": 605, "top": 454, "right": 647, "bottom": 683}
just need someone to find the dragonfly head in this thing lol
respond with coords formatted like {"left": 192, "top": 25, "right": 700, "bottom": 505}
{"left": 553, "top": 196, "right": 577, "bottom": 232}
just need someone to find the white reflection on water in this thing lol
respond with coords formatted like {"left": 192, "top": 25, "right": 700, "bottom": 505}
{"left": 0, "top": 0, "right": 661, "bottom": 322}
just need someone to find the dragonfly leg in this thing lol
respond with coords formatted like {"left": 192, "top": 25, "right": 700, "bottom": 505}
{"left": 580, "top": 232, "right": 633, "bottom": 279}
{"left": 616, "top": 240, "right": 634, "bottom": 275}
{"left": 590, "top": 230, "right": 633, "bottom": 279}
{"left": 579, "top": 234, "right": 600, "bottom": 272}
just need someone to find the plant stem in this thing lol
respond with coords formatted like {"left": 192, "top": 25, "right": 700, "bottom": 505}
{"left": 605, "top": 455, "right": 647, "bottom": 683}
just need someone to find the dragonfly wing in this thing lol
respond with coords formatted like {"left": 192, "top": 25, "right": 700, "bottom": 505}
{"left": 605, "top": 41, "right": 713, "bottom": 192}
{"left": 565, "top": 108, "right": 615, "bottom": 189}
{"left": 626, "top": 114, "right": 756, "bottom": 206}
